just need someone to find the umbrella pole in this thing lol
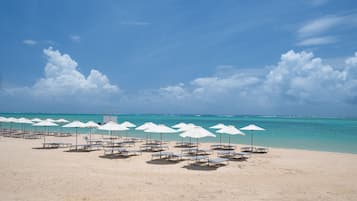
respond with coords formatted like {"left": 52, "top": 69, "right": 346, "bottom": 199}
{"left": 43, "top": 126, "right": 47, "bottom": 148}
{"left": 111, "top": 131, "right": 114, "bottom": 154}
{"left": 220, "top": 133, "right": 222, "bottom": 145}
{"left": 196, "top": 138, "right": 199, "bottom": 161}
{"left": 229, "top": 135, "right": 231, "bottom": 146}
{"left": 251, "top": 133, "right": 253, "bottom": 152}
{"left": 76, "top": 127, "right": 78, "bottom": 151}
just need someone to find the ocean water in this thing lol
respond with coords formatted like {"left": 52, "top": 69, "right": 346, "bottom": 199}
{"left": 1, "top": 113, "right": 357, "bottom": 154}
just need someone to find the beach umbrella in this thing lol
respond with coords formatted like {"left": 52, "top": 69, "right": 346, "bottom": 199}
{"left": 55, "top": 118, "right": 69, "bottom": 123}
{"left": 98, "top": 121, "right": 129, "bottom": 152}
{"left": 177, "top": 123, "right": 197, "bottom": 144}
{"left": 7, "top": 117, "right": 18, "bottom": 132}
{"left": 17, "top": 118, "right": 33, "bottom": 132}
{"left": 63, "top": 121, "right": 86, "bottom": 151}
{"left": 210, "top": 123, "right": 227, "bottom": 145}
{"left": 33, "top": 120, "right": 58, "bottom": 145}
{"left": 31, "top": 118, "right": 42, "bottom": 122}
{"left": 135, "top": 122, "right": 157, "bottom": 143}
{"left": 180, "top": 126, "right": 216, "bottom": 158}
{"left": 84, "top": 121, "right": 100, "bottom": 142}
{"left": 216, "top": 125, "right": 245, "bottom": 146}
{"left": 135, "top": 122, "right": 157, "bottom": 130}
{"left": 0, "top": 117, "right": 9, "bottom": 131}
{"left": 210, "top": 123, "right": 226, "bottom": 129}
{"left": 120, "top": 121, "right": 136, "bottom": 138}
{"left": 240, "top": 124, "right": 265, "bottom": 151}
{"left": 172, "top": 122, "right": 187, "bottom": 129}
{"left": 144, "top": 124, "right": 178, "bottom": 146}
{"left": 120, "top": 121, "right": 136, "bottom": 128}
{"left": 45, "top": 118, "right": 56, "bottom": 122}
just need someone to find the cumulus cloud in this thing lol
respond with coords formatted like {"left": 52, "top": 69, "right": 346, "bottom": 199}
{"left": 32, "top": 47, "right": 118, "bottom": 96}
{"left": 146, "top": 50, "right": 357, "bottom": 116}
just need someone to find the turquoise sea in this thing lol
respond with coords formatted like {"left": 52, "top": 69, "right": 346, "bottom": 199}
{"left": 1, "top": 113, "right": 357, "bottom": 154}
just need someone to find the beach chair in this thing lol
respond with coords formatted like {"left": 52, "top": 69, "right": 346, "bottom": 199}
{"left": 207, "top": 157, "right": 229, "bottom": 167}
{"left": 255, "top": 147, "right": 269, "bottom": 153}
{"left": 151, "top": 151, "right": 173, "bottom": 159}
{"left": 217, "top": 151, "right": 251, "bottom": 160}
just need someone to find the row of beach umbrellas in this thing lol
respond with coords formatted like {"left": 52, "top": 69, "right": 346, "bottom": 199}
{"left": 0, "top": 116, "right": 265, "bottom": 149}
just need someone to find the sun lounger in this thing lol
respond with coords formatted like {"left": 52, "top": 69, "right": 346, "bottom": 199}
{"left": 23, "top": 134, "right": 41, "bottom": 139}
{"left": 182, "top": 148, "right": 213, "bottom": 155}
{"left": 43, "top": 142, "right": 72, "bottom": 149}
{"left": 140, "top": 144, "right": 169, "bottom": 152}
{"left": 119, "top": 149, "right": 142, "bottom": 156}
{"left": 151, "top": 151, "right": 174, "bottom": 159}
{"left": 168, "top": 153, "right": 190, "bottom": 161}
{"left": 188, "top": 155, "right": 209, "bottom": 163}
{"left": 217, "top": 151, "right": 251, "bottom": 159}
{"left": 207, "top": 157, "right": 229, "bottom": 167}
{"left": 255, "top": 147, "right": 269, "bottom": 153}
{"left": 241, "top": 146, "right": 255, "bottom": 152}
{"left": 175, "top": 142, "right": 197, "bottom": 148}
{"left": 69, "top": 144, "right": 91, "bottom": 151}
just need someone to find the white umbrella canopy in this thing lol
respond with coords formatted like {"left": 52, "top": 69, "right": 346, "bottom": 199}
{"left": 63, "top": 121, "right": 86, "bottom": 151}
{"left": 33, "top": 120, "right": 58, "bottom": 145}
{"left": 7, "top": 117, "right": 18, "bottom": 123}
{"left": 177, "top": 123, "right": 197, "bottom": 132}
{"left": 135, "top": 122, "right": 157, "bottom": 143}
{"left": 120, "top": 121, "right": 136, "bottom": 128}
{"left": 17, "top": 118, "right": 33, "bottom": 124}
{"left": 216, "top": 125, "right": 245, "bottom": 145}
{"left": 135, "top": 122, "right": 157, "bottom": 130}
{"left": 180, "top": 126, "right": 216, "bottom": 157}
{"left": 144, "top": 124, "right": 178, "bottom": 145}
{"left": 240, "top": 124, "right": 265, "bottom": 151}
{"left": 31, "top": 118, "right": 42, "bottom": 122}
{"left": 84, "top": 121, "right": 100, "bottom": 128}
{"left": 0, "top": 117, "right": 9, "bottom": 122}
{"left": 45, "top": 118, "right": 56, "bottom": 122}
{"left": 144, "top": 124, "right": 178, "bottom": 133}
{"left": 33, "top": 120, "right": 58, "bottom": 127}
{"left": 172, "top": 122, "right": 187, "bottom": 129}
{"left": 180, "top": 126, "right": 216, "bottom": 139}
{"left": 55, "top": 118, "right": 69, "bottom": 123}
{"left": 99, "top": 121, "right": 129, "bottom": 131}
{"left": 240, "top": 124, "right": 265, "bottom": 131}
{"left": 210, "top": 123, "right": 227, "bottom": 129}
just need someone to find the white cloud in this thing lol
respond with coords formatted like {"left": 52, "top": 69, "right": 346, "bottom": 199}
{"left": 298, "top": 16, "right": 342, "bottom": 37}
{"left": 23, "top": 39, "right": 37, "bottom": 45}
{"left": 345, "top": 52, "right": 357, "bottom": 66}
{"left": 70, "top": 35, "right": 81, "bottom": 43}
{"left": 297, "top": 36, "right": 337, "bottom": 46}
{"left": 146, "top": 50, "right": 357, "bottom": 115}
{"left": 32, "top": 47, "right": 119, "bottom": 96}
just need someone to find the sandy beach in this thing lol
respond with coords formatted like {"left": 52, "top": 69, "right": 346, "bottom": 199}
{"left": 0, "top": 135, "right": 357, "bottom": 201}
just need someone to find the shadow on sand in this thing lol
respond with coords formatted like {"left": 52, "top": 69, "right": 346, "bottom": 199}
{"left": 146, "top": 159, "right": 180, "bottom": 165}
{"left": 181, "top": 163, "right": 219, "bottom": 171}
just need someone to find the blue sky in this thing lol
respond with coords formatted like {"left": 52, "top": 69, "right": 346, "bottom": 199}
{"left": 1, "top": 0, "right": 357, "bottom": 116}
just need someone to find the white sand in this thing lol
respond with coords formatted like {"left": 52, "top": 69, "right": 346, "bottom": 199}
{"left": 0, "top": 135, "right": 357, "bottom": 201}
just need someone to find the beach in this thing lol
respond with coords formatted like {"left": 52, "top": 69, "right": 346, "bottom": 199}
{"left": 0, "top": 135, "right": 356, "bottom": 201}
